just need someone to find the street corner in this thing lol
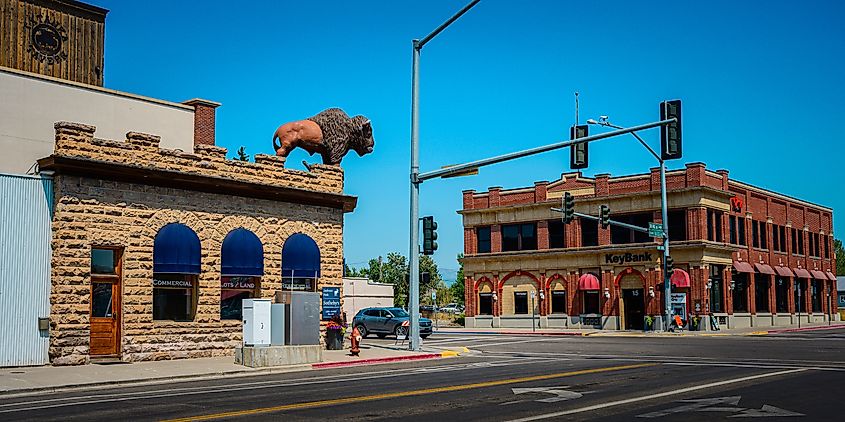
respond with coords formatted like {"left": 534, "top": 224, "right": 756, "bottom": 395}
{"left": 438, "top": 346, "right": 472, "bottom": 357}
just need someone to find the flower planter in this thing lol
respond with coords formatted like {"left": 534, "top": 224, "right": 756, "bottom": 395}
{"left": 325, "top": 329, "right": 344, "bottom": 350}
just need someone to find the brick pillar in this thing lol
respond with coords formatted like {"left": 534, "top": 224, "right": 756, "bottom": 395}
{"left": 595, "top": 173, "right": 610, "bottom": 196}
{"left": 569, "top": 272, "right": 579, "bottom": 315}
{"left": 462, "top": 190, "right": 475, "bottom": 210}
{"left": 603, "top": 270, "right": 616, "bottom": 318}
{"left": 723, "top": 267, "right": 733, "bottom": 314}
{"left": 464, "top": 228, "right": 475, "bottom": 255}
{"left": 534, "top": 181, "right": 549, "bottom": 202}
{"left": 491, "top": 224, "right": 502, "bottom": 253}
{"left": 493, "top": 275, "right": 501, "bottom": 316}
{"left": 538, "top": 274, "right": 547, "bottom": 316}
{"left": 569, "top": 219, "right": 581, "bottom": 247}
{"left": 685, "top": 162, "right": 706, "bottom": 188}
{"left": 716, "top": 169, "right": 730, "bottom": 190}
{"left": 787, "top": 276, "right": 796, "bottom": 314}
{"left": 488, "top": 187, "right": 502, "bottom": 207}
{"left": 538, "top": 221, "right": 550, "bottom": 250}
{"left": 465, "top": 276, "right": 474, "bottom": 317}
{"left": 183, "top": 99, "right": 221, "bottom": 147}
{"left": 748, "top": 272, "right": 756, "bottom": 314}
{"left": 650, "top": 167, "right": 660, "bottom": 191}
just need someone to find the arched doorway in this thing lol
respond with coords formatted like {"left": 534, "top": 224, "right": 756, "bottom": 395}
{"left": 616, "top": 269, "right": 645, "bottom": 330}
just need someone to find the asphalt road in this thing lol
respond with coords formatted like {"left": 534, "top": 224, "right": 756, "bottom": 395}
{"left": 2, "top": 327, "right": 844, "bottom": 421}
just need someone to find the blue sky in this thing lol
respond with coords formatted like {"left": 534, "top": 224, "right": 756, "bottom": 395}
{"left": 95, "top": 0, "right": 844, "bottom": 282}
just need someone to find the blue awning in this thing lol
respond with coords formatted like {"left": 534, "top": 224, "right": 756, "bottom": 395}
{"left": 221, "top": 228, "right": 264, "bottom": 277}
{"left": 153, "top": 223, "right": 201, "bottom": 274}
{"left": 282, "top": 233, "right": 321, "bottom": 278}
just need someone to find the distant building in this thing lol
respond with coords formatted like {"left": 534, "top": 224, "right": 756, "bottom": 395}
{"left": 342, "top": 277, "right": 394, "bottom": 320}
{"left": 838, "top": 277, "right": 845, "bottom": 319}
{"left": 460, "top": 163, "right": 837, "bottom": 330}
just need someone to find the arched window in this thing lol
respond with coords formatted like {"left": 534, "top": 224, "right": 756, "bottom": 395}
{"left": 220, "top": 228, "right": 263, "bottom": 320}
{"left": 153, "top": 223, "right": 200, "bottom": 321}
{"left": 281, "top": 233, "right": 320, "bottom": 292}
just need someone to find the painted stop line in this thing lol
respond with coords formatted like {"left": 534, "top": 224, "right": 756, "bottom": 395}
{"left": 636, "top": 396, "right": 804, "bottom": 418}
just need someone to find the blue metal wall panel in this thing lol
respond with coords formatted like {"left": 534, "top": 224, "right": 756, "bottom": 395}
{"left": 0, "top": 173, "right": 52, "bottom": 367}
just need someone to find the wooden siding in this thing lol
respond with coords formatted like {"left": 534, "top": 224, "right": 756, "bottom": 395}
{"left": 0, "top": 0, "right": 106, "bottom": 85}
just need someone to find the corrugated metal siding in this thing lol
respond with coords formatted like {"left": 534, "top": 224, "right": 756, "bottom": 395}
{"left": 0, "top": 173, "right": 52, "bottom": 366}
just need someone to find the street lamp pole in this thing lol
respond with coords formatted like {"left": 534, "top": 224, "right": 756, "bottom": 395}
{"left": 589, "top": 119, "right": 672, "bottom": 330}
{"left": 409, "top": 0, "right": 480, "bottom": 351}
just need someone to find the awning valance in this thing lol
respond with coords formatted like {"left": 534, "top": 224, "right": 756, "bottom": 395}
{"left": 810, "top": 270, "right": 828, "bottom": 281}
{"left": 670, "top": 269, "right": 691, "bottom": 288}
{"left": 825, "top": 271, "right": 837, "bottom": 281}
{"left": 774, "top": 266, "right": 794, "bottom": 277}
{"left": 221, "top": 228, "right": 264, "bottom": 277}
{"left": 153, "top": 223, "right": 201, "bottom": 274}
{"left": 282, "top": 233, "right": 321, "bottom": 278}
{"left": 793, "top": 268, "right": 811, "bottom": 279}
{"left": 754, "top": 263, "right": 776, "bottom": 275}
{"left": 733, "top": 261, "right": 754, "bottom": 273}
{"left": 578, "top": 273, "right": 600, "bottom": 291}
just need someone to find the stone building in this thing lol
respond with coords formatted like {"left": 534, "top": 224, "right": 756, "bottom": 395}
{"left": 461, "top": 163, "right": 838, "bottom": 330}
{"left": 39, "top": 121, "right": 355, "bottom": 364}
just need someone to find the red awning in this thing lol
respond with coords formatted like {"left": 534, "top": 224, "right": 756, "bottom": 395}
{"left": 754, "top": 263, "right": 776, "bottom": 275}
{"left": 774, "top": 266, "right": 795, "bottom": 277}
{"left": 793, "top": 268, "right": 811, "bottom": 279}
{"left": 670, "top": 269, "right": 691, "bottom": 288}
{"left": 733, "top": 261, "right": 755, "bottom": 273}
{"left": 810, "top": 270, "right": 828, "bottom": 280}
{"left": 578, "top": 273, "right": 600, "bottom": 291}
{"left": 825, "top": 271, "right": 837, "bottom": 281}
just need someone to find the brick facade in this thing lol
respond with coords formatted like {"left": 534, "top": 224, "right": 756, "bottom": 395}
{"left": 460, "top": 163, "right": 837, "bottom": 330}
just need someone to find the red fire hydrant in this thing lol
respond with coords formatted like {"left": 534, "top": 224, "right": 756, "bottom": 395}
{"left": 350, "top": 326, "right": 362, "bottom": 357}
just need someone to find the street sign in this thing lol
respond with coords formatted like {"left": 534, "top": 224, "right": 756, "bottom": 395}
{"left": 648, "top": 222, "right": 664, "bottom": 238}
{"left": 431, "top": 291, "right": 436, "bottom": 301}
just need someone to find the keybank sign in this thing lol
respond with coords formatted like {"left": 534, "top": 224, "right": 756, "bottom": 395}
{"left": 605, "top": 252, "right": 653, "bottom": 264}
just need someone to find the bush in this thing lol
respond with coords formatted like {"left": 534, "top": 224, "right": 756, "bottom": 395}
{"left": 453, "top": 314, "right": 465, "bottom": 326}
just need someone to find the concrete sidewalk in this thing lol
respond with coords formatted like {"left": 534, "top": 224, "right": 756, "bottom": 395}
{"left": 0, "top": 342, "right": 459, "bottom": 397}
{"left": 433, "top": 322, "right": 845, "bottom": 338}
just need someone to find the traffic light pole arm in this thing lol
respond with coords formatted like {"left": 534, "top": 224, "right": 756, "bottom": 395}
{"left": 593, "top": 121, "right": 661, "bottom": 163}
{"left": 417, "top": 118, "right": 677, "bottom": 182}
{"left": 551, "top": 209, "right": 650, "bottom": 234}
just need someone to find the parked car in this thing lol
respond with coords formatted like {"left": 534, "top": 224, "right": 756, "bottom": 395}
{"left": 353, "top": 307, "right": 432, "bottom": 339}
{"left": 440, "top": 303, "right": 464, "bottom": 314}
{"left": 419, "top": 305, "right": 438, "bottom": 312}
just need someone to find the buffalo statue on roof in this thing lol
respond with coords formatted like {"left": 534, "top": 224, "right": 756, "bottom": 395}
{"left": 272, "top": 108, "right": 374, "bottom": 166}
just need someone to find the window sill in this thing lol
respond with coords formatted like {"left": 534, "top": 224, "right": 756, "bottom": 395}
{"left": 752, "top": 248, "right": 769, "bottom": 253}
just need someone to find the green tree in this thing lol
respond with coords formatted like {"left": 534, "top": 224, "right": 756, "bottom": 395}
{"left": 835, "top": 238, "right": 845, "bottom": 275}
{"left": 236, "top": 146, "right": 250, "bottom": 162}
{"left": 449, "top": 253, "right": 466, "bottom": 306}
{"left": 349, "top": 252, "right": 443, "bottom": 307}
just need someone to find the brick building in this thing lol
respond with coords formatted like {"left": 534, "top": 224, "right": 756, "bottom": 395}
{"left": 461, "top": 163, "right": 838, "bottom": 330}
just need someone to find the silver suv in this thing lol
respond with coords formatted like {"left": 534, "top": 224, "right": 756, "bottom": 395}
{"left": 353, "top": 307, "right": 432, "bottom": 339}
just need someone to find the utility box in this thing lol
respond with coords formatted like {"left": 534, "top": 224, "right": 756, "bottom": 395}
{"left": 270, "top": 303, "right": 286, "bottom": 346}
{"left": 242, "top": 298, "right": 271, "bottom": 346}
{"left": 277, "top": 291, "right": 320, "bottom": 345}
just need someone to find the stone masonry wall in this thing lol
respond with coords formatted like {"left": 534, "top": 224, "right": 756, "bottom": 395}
{"left": 50, "top": 175, "right": 344, "bottom": 365}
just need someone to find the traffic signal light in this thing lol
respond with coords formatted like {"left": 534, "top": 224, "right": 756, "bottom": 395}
{"left": 569, "top": 124, "right": 589, "bottom": 169}
{"left": 600, "top": 204, "right": 610, "bottom": 229}
{"left": 562, "top": 192, "right": 575, "bottom": 224}
{"left": 665, "top": 255, "right": 674, "bottom": 273}
{"left": 660, "top": 100, "right": 682, "bottom": 160}
{"left": 422, "top": 216, "right": 438, "bottom": 255}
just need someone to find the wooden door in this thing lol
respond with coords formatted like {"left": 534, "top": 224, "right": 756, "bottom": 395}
{"left": 90, "top": 248, "right": 122, "bottom": 356}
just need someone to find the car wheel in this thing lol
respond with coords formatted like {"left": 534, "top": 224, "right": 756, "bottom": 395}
{"left": 376, "top": 333, "right": 387, "bottom": 339}
{"left": 356, "top": 324, "right": 368, "bottom": 338}
{"left": 394, "top": 324, "right": 407, "bottom": 338}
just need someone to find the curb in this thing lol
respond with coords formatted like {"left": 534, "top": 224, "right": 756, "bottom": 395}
{"left": 311, "top": 352, "right": 449, "bottom": 369}
{"left": 765, "top": 324, "right": 845, "bottom": 335}
{"left": 436, "top": 330, "right": 588, "bottom": 337}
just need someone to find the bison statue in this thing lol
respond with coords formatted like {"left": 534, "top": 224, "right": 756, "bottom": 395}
{"left": 272, "top": 108, "right": 374, "bottom": 165}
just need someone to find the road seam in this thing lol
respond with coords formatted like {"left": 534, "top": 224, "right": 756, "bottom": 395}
{"left": 504, "top": 368, "right": 808, "bottom": 421}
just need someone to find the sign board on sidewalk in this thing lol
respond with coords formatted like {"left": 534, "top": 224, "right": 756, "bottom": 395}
{"left": 321, "top": 287, "right": 341, "bottom": 320}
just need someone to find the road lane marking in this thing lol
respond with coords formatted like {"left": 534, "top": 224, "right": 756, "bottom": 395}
{"left": 0, "top": 357, "right": 574, "bottom": 412}
{"left": 505, "top": 368, "right": 807, "bottom": 421}
{"left": 161, "top": 363, "right": 655, "bottom": 422}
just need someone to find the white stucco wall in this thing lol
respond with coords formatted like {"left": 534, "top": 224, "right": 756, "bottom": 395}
{"left": 343, "top": 277, "right": 394, "bottom": 320}
{"left": 0, "top": 68, "right": 196, "bottom": 174}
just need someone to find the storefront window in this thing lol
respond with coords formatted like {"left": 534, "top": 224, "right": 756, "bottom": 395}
{"left": 548, "top": 220, "right": 565, "bottom": 248}
{"left": 668, "top": 210, "right": 687, "bottom": 241}
{"left": 501, "top": 223, "right": 537, "bottom": 252}
{"left": 221, "top": 277, "right": 258, "bottom": 320}
{"left": 707, "top": 210, "right": 723, "bottom": 242}
{"left": 732, "top": 273, "right": 748, "bottom": 312}
{"left": 153, "top": 223, "right": 201, "bottom": 322}
{"left": 153, "top": 274, "right": 196, "bottom": 321}
{"left": 580, "top": 218, "right": 598, "bottom": 247}
{"left": 709, "top": 265, "right": 724, "bottom": 313}
{"left": 476, "top": 226, "right": 491, "bottom": 253}
{"left": 811, "top": 280, "right": 822, "bottom": 312}
{"left": 551, "top": 290, "right": 567, "bottom": 314}
{"left": 514, "top": 292, "right": 528, "bottom": 314}
{"left": 775, "top": 277, "right": 789, "bottom": 313}
{"left": 754, "top": 273, "right": 770, "bottom": 313}
{"left": 582, "top": 291, "right": 600, "bottom": 314}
